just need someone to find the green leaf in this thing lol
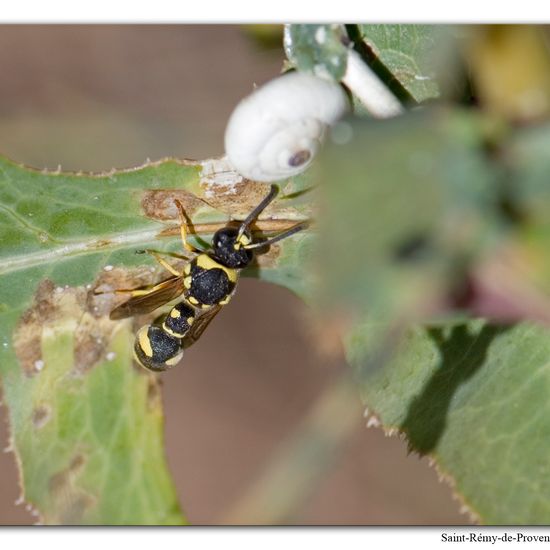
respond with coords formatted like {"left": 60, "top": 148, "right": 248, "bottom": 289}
{"left": 358, "top": 24, "right": 443, "bottom": 103}
{"left": 284, "top": 24, "right": 349, "bottom": 81}
{"left": 346, "top": 319, "right": 550, "bottom": 524}
{"left": 0, "top": 155, "right": 311, "bottom": 524}
{"left": 10, "top": 294, "right": 183, "bottom": 525}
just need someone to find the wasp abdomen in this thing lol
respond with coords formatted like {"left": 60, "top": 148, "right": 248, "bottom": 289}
{"left": 134, "top": 325, "right": 184, "bottom": 372}
{"left": 162, "top": 302, "right": 195, "bottom": 338}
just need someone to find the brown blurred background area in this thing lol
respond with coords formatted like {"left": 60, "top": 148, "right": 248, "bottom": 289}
{"left": 0, "top": 25, "right": 466, "bottom": 525}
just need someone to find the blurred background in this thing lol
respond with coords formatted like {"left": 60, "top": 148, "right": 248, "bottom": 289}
{"left": 0, "top": 25, "right": 465, "bottom": 525}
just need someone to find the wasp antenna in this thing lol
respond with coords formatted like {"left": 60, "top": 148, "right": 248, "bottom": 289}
{"left": 243, "top": 221, "right": 310, "bottom": 250}
{"left": 237, "top": 184, "right": 278, "bottom": 240}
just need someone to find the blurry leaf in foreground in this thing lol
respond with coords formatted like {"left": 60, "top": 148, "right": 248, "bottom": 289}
{"left": 455, "top": 120, "right": 550, "bottom": 326}
{"left": 321, "top": 106, "right": 550, "bottom": 524}
{"left": 316, "top": 107, "right": 496, "bottom": 323}
{"left": 504, "top": 120, "right": 550, "bottom": 236}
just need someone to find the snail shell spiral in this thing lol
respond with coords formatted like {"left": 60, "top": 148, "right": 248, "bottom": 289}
{"left": 224, "top": 71, "right": 349, "bottom": 182}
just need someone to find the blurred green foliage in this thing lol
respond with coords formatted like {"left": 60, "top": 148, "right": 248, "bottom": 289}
{"left": 286, "top": 24, "right": 550, "bottom": 524}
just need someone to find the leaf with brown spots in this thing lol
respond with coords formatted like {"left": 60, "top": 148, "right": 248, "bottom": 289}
{"left": 0, "top": 154, "right": 312, "bottom": 524}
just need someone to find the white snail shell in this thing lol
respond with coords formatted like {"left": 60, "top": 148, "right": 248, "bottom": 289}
{"left": 224, "top": 71, "right": 349, "bottom": 182}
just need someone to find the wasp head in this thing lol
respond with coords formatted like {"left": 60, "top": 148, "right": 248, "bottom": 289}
{"left": 211, "top": 227, "right": 254, "bottom": 269}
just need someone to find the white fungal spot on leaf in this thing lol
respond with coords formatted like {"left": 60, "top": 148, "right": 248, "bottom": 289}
{"left": 200, "top": 157, "right": 243, "bottom": 199}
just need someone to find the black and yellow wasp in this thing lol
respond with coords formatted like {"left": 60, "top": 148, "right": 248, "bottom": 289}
{"left": 104, "top": 184, "right": 308, "bottom": 372}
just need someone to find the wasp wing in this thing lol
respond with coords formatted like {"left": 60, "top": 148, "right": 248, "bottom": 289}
{"left": 109, "top": 276, "right": 185, "bottom": 320}
{"left": 183, "top": 305, "right": 223, "bottom": 348}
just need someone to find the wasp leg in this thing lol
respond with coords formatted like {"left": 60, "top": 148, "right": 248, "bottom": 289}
{"left": 174, "top": 199, "right": 203, "bottom": 254}
{"left": 116, "top": 288, "right": 157, "bottom": 296}
{"left": 143, "top": 250, "right": 183, "bottom": 277}
{"left": 93, "top": 286, "right": 154, "bottom": 296}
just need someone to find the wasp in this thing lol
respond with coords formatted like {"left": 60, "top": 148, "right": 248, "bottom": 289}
{"left": 103, "top": 184, "right": 309, "bottom": 372}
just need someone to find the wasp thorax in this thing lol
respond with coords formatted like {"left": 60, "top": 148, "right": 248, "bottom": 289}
{"left": 212, "top": 227, "right": 254, "bottom": 269}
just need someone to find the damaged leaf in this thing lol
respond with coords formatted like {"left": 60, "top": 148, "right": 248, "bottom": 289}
{"left": 10, "top": 281, "right": 181, "bottom": 524}
{"left": 0, "top": 154, "right": 312, "bottom": 524}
